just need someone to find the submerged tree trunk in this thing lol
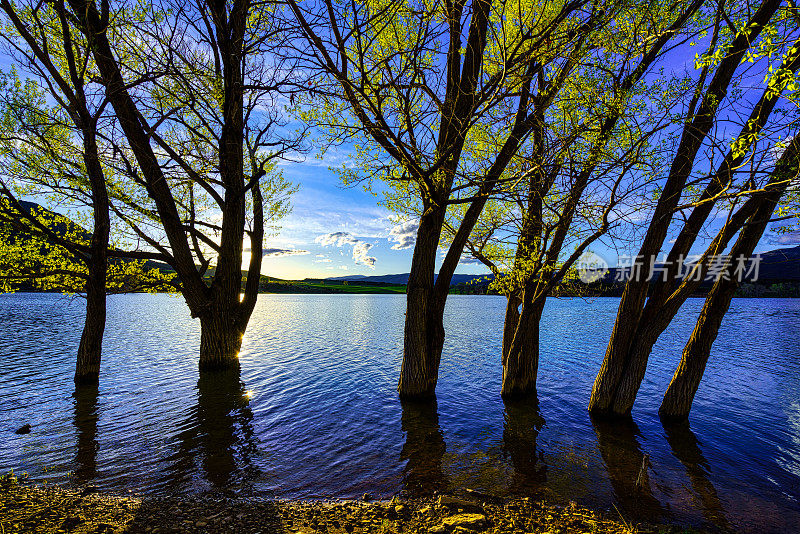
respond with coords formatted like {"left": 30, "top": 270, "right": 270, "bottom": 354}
{"left": 502, "top": 396, "right": 546, "bottom": 489}
{"left": 660, "top": 137, "right": 799, "bottom": 420}
{"left": 73, "top": 384, "right": 100, "bottom": 482}
{"left": 662, "top": 419, "right": 730, "bottom": 530}
{"left": 590, "top": 415, "right": 665, "bottom": 520}
{"left": 587, "top": 0, "right": 783, "bottom": 417}
{"left": 75, "top": 132, "right": 110, "bottom": 385}
{"left": 199, "top": 310, "right": 245, "bottom": 371}
{"left": 501, "top": 296, "right": 545, "bottom": 398}
{"left": 399, "top": 209, "right": 447, "bottom": 399}
{"left": 75, "top": 274, "right": 107, "bottom": 384}
{"left": 399, "top": 398, "right": 446, "bottom": 496}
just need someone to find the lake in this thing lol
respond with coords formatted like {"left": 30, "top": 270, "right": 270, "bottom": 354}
{"left": 0, "top": 293, "right": 798, "bottom": 532}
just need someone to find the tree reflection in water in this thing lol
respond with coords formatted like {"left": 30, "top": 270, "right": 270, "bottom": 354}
{"left": 591, "top": 416, "right": 666, "bottom": 522}
{"left": 502, "top": 396, "right": 547, "bottom": 493}
{"left": 166, "top": 369, "right": 260, "bottom": 492}
{"left": 73, "top": 384, "right": 100, "bottom": 484}
{"left": 400, "top": 398, "right": 447, "bottom": 497}
{"left": 663, "top": 419, "right": 731, "bottom": 532}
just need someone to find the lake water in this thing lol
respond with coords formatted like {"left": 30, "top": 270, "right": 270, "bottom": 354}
{"left": 0, "top": 293, "right": 798, "bottom": 532}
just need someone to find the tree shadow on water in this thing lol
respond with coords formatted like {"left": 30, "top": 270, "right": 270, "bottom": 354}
{"left": 502, "top": 395, "right": 547, "bottom": 494}
{"left": 72, "top": 384, "right": 100, "bottom": 484}
{"left": 662, "top": 419, "right": 732, "bottom": 533}
{"left": 399, "top": 398, "right": 447, "bottom": 497}
{"left": 164, "top": 369, "right": 261, "bottom": 493}
{"left": 590, "top": 415, "right": 667, "bottom": 524}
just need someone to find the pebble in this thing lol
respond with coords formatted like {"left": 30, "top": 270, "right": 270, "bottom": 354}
{"left": 441, "top": 513, "right": 487, "bottom": 530}
{"left": 1, "top": 478, "right": 654, "bottom": 533}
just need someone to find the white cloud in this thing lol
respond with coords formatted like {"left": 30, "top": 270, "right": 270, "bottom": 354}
{"left": 261, "top": 248, "right": 310, "bottom": 257}
{"left": 389, "top": 219, "right": 419, "bottom": 250}
{"left": 338, "top": 265, "right": 349, "bottom": 270}
{"left": 277, "top": 146, "right": 355, "bottom": 169}
{"left": 315, "top": 231, "right": 359, "bottom": 247}
{"left": 353, "top": 242, "right": 377, "bottom": 268}
{"left": 770, "top": 231, "right": 800, "bottom": 246}
{"left": 316, "top": 231, "right": 377, "bottom": 268}
{"left": 314, "top": 258, "right": 332, "bottom": 263}
{"left": 459, "top": 255, "right": 482, "bottom": 265}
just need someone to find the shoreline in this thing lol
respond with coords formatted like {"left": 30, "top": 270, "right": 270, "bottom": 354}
{"left": 0, "top": 476, "right": 701, "bottom": 534}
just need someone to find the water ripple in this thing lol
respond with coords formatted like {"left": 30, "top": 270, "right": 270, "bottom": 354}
{"left": 0, "top": 293, "right": 798, "bottom": 532}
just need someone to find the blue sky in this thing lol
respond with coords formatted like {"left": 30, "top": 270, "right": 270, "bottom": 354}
{"left": 263, "top": 148, "right": 494, "bottom": 280}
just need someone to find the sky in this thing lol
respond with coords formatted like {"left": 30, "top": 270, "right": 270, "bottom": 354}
{"left": 260, "top": 148, "right": 493, "bottom": 280}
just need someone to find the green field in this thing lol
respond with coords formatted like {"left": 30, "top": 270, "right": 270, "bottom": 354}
{"left": 258, "top": 277, "right": 406, "bottom": 294}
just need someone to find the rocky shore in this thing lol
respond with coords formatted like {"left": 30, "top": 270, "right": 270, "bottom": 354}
{"left": 0, "top": 475, "right": 698, "bottom": 533}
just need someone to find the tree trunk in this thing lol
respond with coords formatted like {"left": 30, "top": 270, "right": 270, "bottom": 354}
{"left": 502, "top": 293, "right": 521, "bottom": 358}
{"left": 660, "top": 235, "right": 762, "bottom": 419}
{"left": 588, "top": 290, "right": 645, "bottom": 415}
{"left": 75, "top": 129, "right": 110, "bottom": 385}
{"left": 399, "top": 209, "right": 447, "bottom": 399}
{"left": 199, "top": 309, "right": 244, "bottom": 371}
{"left": 606, "top": 323, "right": 663, "bottom": 415}
{"left": 660, "top": 137, "right": 798, "bottom": 420}
{"left": 587, "top": 0, "right": 782, "bottom": 417}
{"left": 75, "top": 275, "right": 106, "bottom": 384}
{"left": 501, "top": 296, "right": 544, "bottom": 398}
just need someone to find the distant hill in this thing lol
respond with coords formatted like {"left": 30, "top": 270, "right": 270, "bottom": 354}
{"left": 324, "top": 245, "right": 800, "bottom": 286}
{"left": 324, "top": 273, "right": 491, "bottom": 285}
{"left": 596, "top": 244, "right": 800, "bottom": 284}
{"left": 756, "top": 244, "right": 800, "bottom": 280}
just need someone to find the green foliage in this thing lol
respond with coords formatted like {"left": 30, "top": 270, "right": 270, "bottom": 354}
{"left": 0, "top": 199, "right": 176, "bottom": 294}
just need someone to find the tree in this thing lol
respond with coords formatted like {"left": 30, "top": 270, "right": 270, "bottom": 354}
{"left": 285, "top": 0, "right": 628, "bottom": 398}
{"left": 454, "top": 0, "right": 705, "bottom": 397}
{"left": 0, "top": 4, "right": 174, "bottom": 384}
{"left": 659, "top": 134, "right": 800, "bottom": 419}
{"left": 589, "top": 0, "right": 800, "bottom": 416}
{"left": 57, "top": 0, "right": 302, "bottom": 370}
